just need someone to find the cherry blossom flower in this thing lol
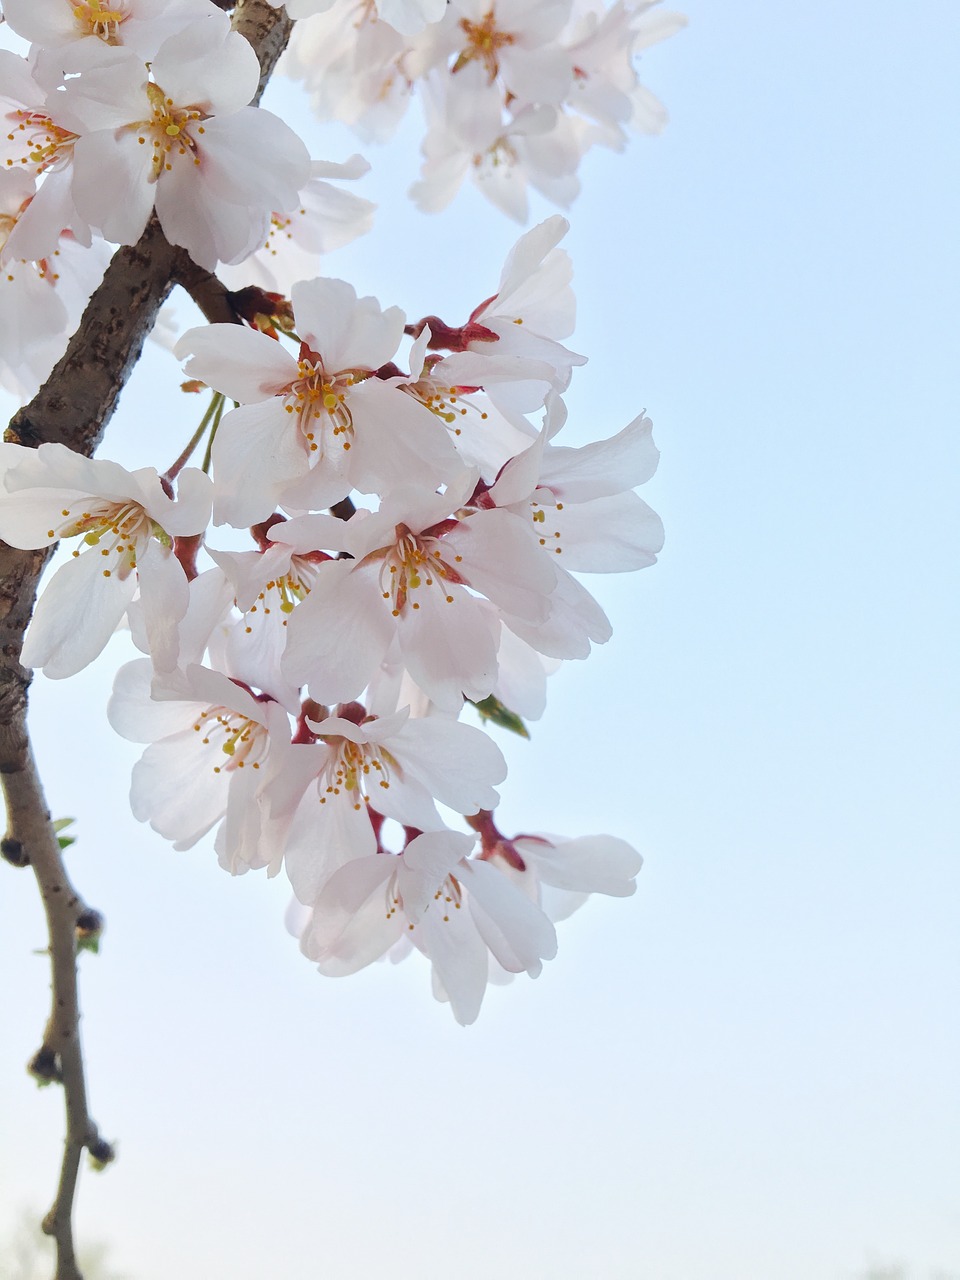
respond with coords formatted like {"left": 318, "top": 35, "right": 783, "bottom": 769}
{"left": 176, "top": 276, "right": 461, "bottom": 524}
{"left": 283, "top": 2, "right": 415, "bottom": 143}
{"left": 205, "top": 535, "right": 332, "bottom": 714}
{"left": 296, "top": 828, "right": 558, "bottom": 1023}
{"left": 470, "top": 808, "right": 642, "bottom": 920}
{"left": 0, "top": 49, "right": 90, "bottom": 258}
{"left": 108, "top": 659, "right": 289, "bottom": 874}
{"left": 263, "top": 703, "right": 506, "bottom": 902}
{"left": 275, "top": 471, "right": 557, "bottom": 711}
{"left": 55, "top": 13, "right": 311, "bottom": 269}
{"left": 216, "top": 157, "right": 376, "bottom": 295}
{"left": 1, "top": 0, "right": 224, "bottom": 60}
{"left": 0, "top": 443, "right": 211, "bottom": 676}
{"left": 411, "top": 65, "right": 581, "bottom": 223}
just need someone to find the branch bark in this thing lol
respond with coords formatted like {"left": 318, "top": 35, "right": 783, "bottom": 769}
{"left": 1, "top": 5, "right": 296, "bottom": 1274}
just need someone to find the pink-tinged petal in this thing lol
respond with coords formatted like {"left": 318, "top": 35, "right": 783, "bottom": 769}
{"left": 538, "top": 414, "right": 660, "bottom": 499}
{"left": 486, "top": 215, "right": 570, "bottom": 324}
{"left": 284, "top": 789, "right": 378, "bottom": 904}
{"left": 500, "top": 46, "right": 572, "bottom": 106}
{"left": 399, "top": 586, "right": 500, "bottom": 713}
{"left": 21, "top": 549, "right": 136, "bottom": 678}
{"left": 3, "top": 167, "right": 87, "bottom": 262}
{"left": 368, "top": 778, "right": 445, "bottom": 836}
{"left": 130, "top": 728, "right": 228, "bottom": 847}
{"left": 161, "top": 465, "right": 212, "bottom": 535}
{"left": 195, "top": 109, "right": 310, "bottom": 212}
{"left": 302, "top": 856, "right": 401, "bottom": 972}
{"left": 151, "top": 15, "right": 259, "bottom": 115}
{"left": 460, "top": 858, "right": 557, "bottom": 972}
{"left": 54, "top": 47, "right": 149, "bottom": 132}
{"left": 386, "top": 718, "right": 506, "bottom": 815}
{"left": 346, "top": 380, "right": 461, "bottom": 498}
{"left": 153, "top": 152, "right": 224, "bottom": 273}
{"left": 216, "top": 757, "right": 273, "bottom": 874}
{"left": 107, "top": 658, "right": 195, "bottom": 744}
{"left": 2, "top": 442, "right": 130, "bottom": 503}
{"left": 176, "top": 325, "right": 298, "bottom": 403}
{"left": 210, "top": 401, "right": 308, "bottom": 527}
{"left": 267, "top": 513, "right": 348, "bottom": 556}
{"left": 135, "top": 539, "right": 189, "bottom": 673}
{"left": 546, "top": 492, "right": 664, "bottom": 573}
{"left": 516, "top": 834, "right": 642, "bottom": 897}
{"left": 492, "top": 622, "right": 549, "bottom": 721}
{"left": 291, "top": 277, "right": 404, "bottom": 371}
{"left": 0, "top": 486, "right": 73, "bottom": 549}
{"left": 505, "top": 564, "right": 611, "bottom": 660}
{"left": 376, "top": 0, "right": 446, "bottom": 34}
{"left": 281, "top": 561, "right": 394, "bottom": 703}
{"left": 487, "top": 431, "right": 545, "bottom": 507}
{"left": 400, "top": 831, "right": 476, "bottom": 909}
{"left": 1, "top": 0, "right": 78, "bottom": 43}
{"left": 72, "top": 129, "right": 155, "bottom": 246}
{"left": 445, "top": 508, "right": 556, "bottom": 623}
{"left": 412, "top": 895, "right": 488, "bottom": 1026}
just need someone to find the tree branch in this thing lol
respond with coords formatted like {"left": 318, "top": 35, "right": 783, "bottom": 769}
{"left": 1, "top": 5, "right": 297, "bottom": 1273}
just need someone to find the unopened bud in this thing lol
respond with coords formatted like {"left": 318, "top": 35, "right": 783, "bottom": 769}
{"left": 1, "top": 837, "right": 28, "bottom": 867}
{"left": 28, "top": 1046, "right": 60, "bottom": 1085}
{"left": 76, "top": 909, "right": 104, "bottom": 953}
{"left": 88, "top": 1137, "right": 117, "bottom": 1171}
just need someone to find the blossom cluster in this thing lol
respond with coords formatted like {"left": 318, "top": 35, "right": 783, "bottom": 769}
{"left": 0, "top": 210, "right": 660, "bottom": 1021}
{"left": 284, "top": 0, "right": 686, "bottom": 219}
{"left": 0, "top": 3, "right": 671, "bottom": 1023}
{"left": 0, "top": 1, "right": 373, "bottom": 394}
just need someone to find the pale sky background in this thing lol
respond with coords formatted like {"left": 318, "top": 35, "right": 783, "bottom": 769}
{"left": 1, "top": 2, "right": 958, "bottom": 1277}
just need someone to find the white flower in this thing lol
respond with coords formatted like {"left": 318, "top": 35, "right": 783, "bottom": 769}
{"left": 283, "top": 2, "right": 415, "bottom": 143}
{"left": 206, "top": 537, "right": 330, "bottom": 714}
{"left": 411, "top": 66, "right": 582, "bottom": 224}
{"left": 1, "top": 0, "right": 225, "bottom": 60}
{"left": 0, "top": 443, "right": 211, "bottom": 676}
{"left": 265, "top": 705, "right": 507, "bottom": 903}
{"left": 216, "top": 156, "right": 376, "bottom": 295}
{"left": 108, "top": 659, "right": 288, "bottom": 874}
{"left": 469, "top": 807, "right": 641, "bottom": 928}
{"left": 177, "top": 277, "right": 461, "bottom": 524}
{"left": 0, "top": 169, "right": 111, "bottom": 399}
{"left": 296, "top": 828, "right": 557, "bottom": 1024}
{"left": 58, "top": 14, "right": 311, "bottom": 269}
{"left": 275, "top": 471, "right": 557, "bottom": 711}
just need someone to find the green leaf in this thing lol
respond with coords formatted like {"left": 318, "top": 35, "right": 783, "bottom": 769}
{"left": 53, "top": 817, "right": 76, "bottom": 851}
{"left": 469, "top": 696, "right": 530, "bottom": 739}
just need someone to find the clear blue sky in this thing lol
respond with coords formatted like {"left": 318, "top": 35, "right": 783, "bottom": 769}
{"left": 2, "top": 3, "right": 958, "bottom": 1276}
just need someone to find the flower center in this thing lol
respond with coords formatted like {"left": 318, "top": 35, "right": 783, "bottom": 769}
{"left": 402, "top": 376, "right": 490, "bottom": 439}
{"left": 385, "top": 870, "right": 464, "bottom": 926}
{"left": 4, "top": 112, "right": 78, "bottom": 175}
{"left": 456, "top": 11, "right": 515, "bottom": 81}
{"left": 72, "top": 0, "right": 129, "bottom": 40}
{"left": 242, "top": 564, "right": 316, "bottom": 634}
{"left": 282, "top": 357, "right": 366, "bottom": 456}
{"left": 315, "top": 736, "right": 395, "bottom": 811}
{"left": 374, "top": 525, "right": 465, "bottom": 616}
{"left": 135, "top": 83, "right": 207, "bottom": 181}
{"left": 46, "top": 499, "right": 167, "bottom": 579}
{"left": 192, "top": 709, "right": 266, "bottom": 775}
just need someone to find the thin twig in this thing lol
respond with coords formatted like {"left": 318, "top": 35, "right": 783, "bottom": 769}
{"left": 1, "top": 737, "right": 105, "bottom": 1280}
